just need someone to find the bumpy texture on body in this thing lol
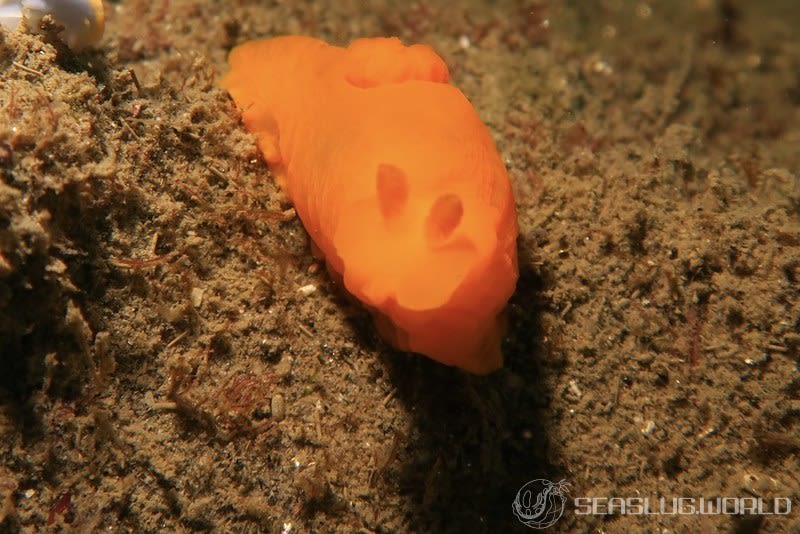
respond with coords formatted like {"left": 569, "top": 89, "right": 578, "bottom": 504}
{"left": 221, "top": 36, "right": 518, "bottom": 374}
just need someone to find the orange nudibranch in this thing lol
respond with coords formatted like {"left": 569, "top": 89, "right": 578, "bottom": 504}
{"left": 221, "top": 36, "right": 518, "bottom": 374}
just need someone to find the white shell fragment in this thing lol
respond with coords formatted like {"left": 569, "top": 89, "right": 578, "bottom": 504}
{"left": 297, "top": 284, "right": 317, "bottom": 296}
{"left": 0, "top": 0, "right": 104, "bottom": 49}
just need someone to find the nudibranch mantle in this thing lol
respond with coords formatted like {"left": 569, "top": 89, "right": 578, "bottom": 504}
{"left": 222, "top": 36, "right": 519, "bottom": 374}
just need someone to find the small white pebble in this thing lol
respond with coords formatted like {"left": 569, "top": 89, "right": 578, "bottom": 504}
{"left": 0, "top": 0, "right": 105, "bottom": 49}
{"left": 697, "top": 426, "right": 716, "bottom": 439}
{"left": 190, "top": 287, "right": 204, "bottom": 308}
{"left": 592, "top": 59, "right": 613, "bottom": 75}
{"left": 297, "top": 284, "right": 316, "bottom": 296}
{"left": 641, "top": 420, "right": 656, "bottom": 435}
{"left": 458, "top": 34, "right": 471, "bottom": 50}
{"left": 567, "top": 379, "right": 583, "bottom": 399}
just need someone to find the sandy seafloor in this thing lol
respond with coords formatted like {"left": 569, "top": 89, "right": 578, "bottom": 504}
{"left": 1, "top": 0, "right": 799, "bottom": 532}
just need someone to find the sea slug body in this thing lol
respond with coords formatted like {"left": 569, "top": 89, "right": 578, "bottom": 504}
{"left": 222, "top": 36, "right": 518, "bottom": 374}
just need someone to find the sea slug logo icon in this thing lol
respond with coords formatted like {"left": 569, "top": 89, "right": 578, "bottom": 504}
{"left": 512, "top": 479, "right": 570, "bottom": 529}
